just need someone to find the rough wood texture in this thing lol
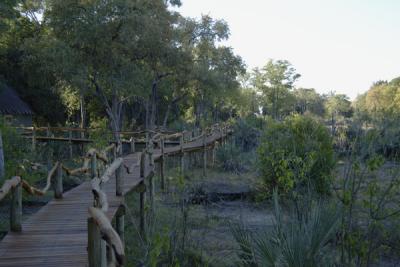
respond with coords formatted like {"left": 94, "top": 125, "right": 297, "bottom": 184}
{"left": 0, "top": 131, "right": 4, "bottom": 179}
{"left": 88, "top": 207, "right": 125, "bottom": 266}
{"left": 0, "top": 129, "right": 229, "bottom": 266}
{"left": 88, "top": 217, "right": 105, "bottom": 267}
{"left": 0, "top": 176, "right": 21, "bottom": 201}
{"left": 10, "top": 182, "right": 22, "bottom": 232}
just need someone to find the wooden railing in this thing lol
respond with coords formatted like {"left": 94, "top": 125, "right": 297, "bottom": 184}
{"left": 0, "top": 123, "right": 232, "bottom": 267}
{"left": 86, "top": 145, "right": 125, "bottom": 267}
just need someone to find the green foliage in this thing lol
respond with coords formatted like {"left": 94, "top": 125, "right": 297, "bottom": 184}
{"left": 252, "top": 60, "right": 300, "bottom": 119}
{"left": 217, "top": 143, "right": 252, "bottom": 173}
{"left": 336, "top": 140, "right": 400, "bottom": 266}
{"left": 89, "top": 117, "right": 112, "bottom": 149}
{"left": 231, "top": 191, "right": 340, "bottom": 267}
{"left": 233, "top": 118, "right": 261, "bottom": 152}
{"left": 0, "top": 119, "right": 29, "bottom": 178}
{"left": 257, "top": 115, "right": 335, "bottom": 195}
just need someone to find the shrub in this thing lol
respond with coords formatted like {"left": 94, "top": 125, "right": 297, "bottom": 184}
{"left": 257, "top": 115, "right": 335, "bottom": 195}
{"left": 233, "top": 118, "right": 261, "bottom": 152}
{"left": 0, "top": 119, "right": 31, "bottom": 179}
{"left": 217, "top": 143, "right": 251, "bottom": 173}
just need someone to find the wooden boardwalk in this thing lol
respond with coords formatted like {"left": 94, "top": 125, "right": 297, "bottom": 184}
{"left": 0, "top": 131, "right": 226, "bottom": 266}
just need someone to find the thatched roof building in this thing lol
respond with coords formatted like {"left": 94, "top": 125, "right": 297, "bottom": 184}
{"left": 0, "top": 84, "right": 33, "bottom": 126}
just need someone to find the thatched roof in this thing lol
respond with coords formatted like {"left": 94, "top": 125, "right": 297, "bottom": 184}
{"left": 0, "top": 84, "right": 33, "bottom": 115}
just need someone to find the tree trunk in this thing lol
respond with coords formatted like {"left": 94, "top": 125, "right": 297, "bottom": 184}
{"left": 92, "top": 79, "right": 122, "bottom": 149}
{"left": 0, "top": 130, "right": 4, "bottom": 180}
{"left": 195, "top": 100, "right": 201, "bottom": 127}
{"left": 80, "top": 93, "right": 86, "bottom": 139}
{"left": 149, "top": 80, "right": 158, "bottom": 130}
{"left": 162, "top": 92, "right": 188, "bottom": 129}
{"left": 145, "top": 99, "right": 149, "bottom": 130}
{"left": 162, "top": 102, "right": 172, "bottom": 129}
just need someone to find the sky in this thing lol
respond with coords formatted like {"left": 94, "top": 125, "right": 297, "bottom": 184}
{"left": 177, "top": 0, "right": 400, "bottom": 99}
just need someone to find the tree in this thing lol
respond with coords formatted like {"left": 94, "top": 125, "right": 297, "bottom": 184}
{"left": 182, "top": 15, "right": 245, "bottom": 127}
{"left": 252, "top": 60, "right": 300, "bottom": 120}
{"left": 293, "top": 88, "right": 325, "bottom": 117}
{"left": 43, "top": 0, "right": 183, "bottom": 141}
{"left": 325, "top": 93, "right": 352, "bottom": 135}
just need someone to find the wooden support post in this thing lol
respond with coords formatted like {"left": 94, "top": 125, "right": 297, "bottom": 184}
{"left": 139, "top": 150, "right": 147, "bottom": 238}
{"left": 113, "top": 144, "right": 117, "bottom": 161}
{"left": 160, "top": 139, "right": 165, "bottom": 191}
{"left": 203, "top": 134, "right": 207, "bottom": 176}
{"left": 115, "top": 145, "right": 123, "bottom": 196}
{"left": 180, "top": 135, "right": 185, "bottom": 174}
{"left": 88, "top": 217, "right": 106, "bottom": 267}
{"left": 139, "top": 183, "right": 146, "bottom": 239}
{"left": 116, "top": 164, "right": 123, "bottom": 196}
{"left": 54, "top": 163, "right": 63, "bottom": 199}
{"left": 46, "top": 127, "right": 53, "bottom": 172}
{"left": 116, "top": 206, "right": 125, "bottom": 245}
{"left": 145, "top": 132, "right": 149, "bottom": 149}
{"left": 212, "top": 142, "right": 217, "bottom": 168}
{"left": 32, "top": 127, "right": 36, "bottom": 151}
{"left": 149, "top": 173, "right": 154, "bottom": 213}
{"left": 10, "top": 181, "right": 22, "bottom": 232}
{"left": 130, "top": 137, "right": 135, "bottom": 153}
{"left": 91, "top": 152, "right": 97, "bottom": 179}
{"left": 68, "top": 130, "right": 73, "bottom": 159}
{"left": 0, "top": 130, "right": 4, "bottom": 180}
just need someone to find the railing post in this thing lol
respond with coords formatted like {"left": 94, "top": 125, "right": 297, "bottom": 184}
{"left": 180, "top": 134, "right": 185, "bottom": 174}
{"left": 0, "top": 130, "right": 4, "bottom": 180}
{"left": 91, "top": 152, "right": 97, "bottom": 179}
{"left": 115, "top": 145, "right": 123, "bottom": 196}
{"left": 139, "top": 182, "right": 146, "bottom": 239}
{"left": 116, "top": 205, "right": 125, "bottom": 245}
{"left": 32, "top": 127, "right": 36, "bottom": 151}
{"left": 88, "top": 217, "right": 106, "bottom": 267}
{"left": 202, "top": 133, "right": 207, "bottom": 177}
{"left": 139, "top": 152, "right": 146, "bottom": 238}
{"left": 10, "top": 181, "right": 22, "bottom": 232}
{"left": 88, "top": 152, "right": 106, "bottom": 267}
{"left": 130, "top": 137, "right": 135, "bottom": 153}
{"left": 68, "top": 130, "right": 73, "bottom": 159}
{"left": 212, "top": 141, "right": 217, "bottom": 168}
{"left": 160, "top": 138, "right": 165, "bottom": 191}
{"left": 54, "top": 163, "right": 63, "bottom": 199}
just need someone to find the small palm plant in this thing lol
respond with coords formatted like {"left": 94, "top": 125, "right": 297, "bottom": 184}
{"left": 231, "top": 191, "right": 340, "bottom": 267}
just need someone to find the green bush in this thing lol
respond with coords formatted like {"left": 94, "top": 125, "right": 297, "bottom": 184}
{"left": 217, "top": 143, "right": 251, "bottom": 173}
{"left": 257, "top": 115, "right": 335, "bottom": 195}
{"left": 233, "top": 118, "right": 261, "bottom": 152}
{"left": 0, "top": 120, "right": 30, "bottom": 179}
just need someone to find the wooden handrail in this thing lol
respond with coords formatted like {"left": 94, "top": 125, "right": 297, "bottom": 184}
{"left": 89, "top": 207, "right": 125, "bottom": 266}
{"left": 21, "top": 162, "right": 59, "bottom": 196}
{"left": 0, "top": 176, "right": 21, "bottom": 202}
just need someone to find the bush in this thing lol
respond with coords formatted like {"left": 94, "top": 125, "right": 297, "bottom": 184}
{"left": 233, "top": 118, "right": 261, "bottom": 152}
{"left": 217, "top": 143, "right": 251, "bottom": 173}
{"left": 0, "top": 120, "right": 31, "bottom": 179}
{"left": 257, "top": 115, "right": 335, "bottom": 195}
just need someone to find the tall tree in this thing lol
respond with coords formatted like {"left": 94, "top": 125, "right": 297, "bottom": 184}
{"left": 44, "top": 0, "right": 182, "bottom": 141}
{"left": 252, "top": 60, "right": 300, "bottom": 120}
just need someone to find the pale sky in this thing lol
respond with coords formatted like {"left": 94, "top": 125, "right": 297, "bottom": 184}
{"left": 177, "top": 0, "right": 400, "bottom": 99}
